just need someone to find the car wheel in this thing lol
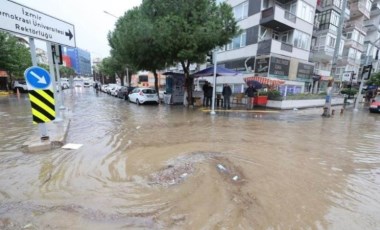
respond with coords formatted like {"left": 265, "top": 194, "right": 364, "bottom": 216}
{"left": 136, "top": 99, "right": 141, "bottom": 105}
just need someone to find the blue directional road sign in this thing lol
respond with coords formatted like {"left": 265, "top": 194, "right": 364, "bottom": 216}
{"left": 24, "top": 66, "right": 52, "bottom": 90}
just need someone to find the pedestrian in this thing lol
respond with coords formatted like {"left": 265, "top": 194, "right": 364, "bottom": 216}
{"left": 222, "top": 84, "right": 232, "bottom": 109}
{"left": 245, "top": 84, "right": 257, "bottom": 109}
{"left": 206, "top": 84, "right": 213, "bottom": 107}
{"left": 202, "top": 81, "right": 209, "bottom": 106}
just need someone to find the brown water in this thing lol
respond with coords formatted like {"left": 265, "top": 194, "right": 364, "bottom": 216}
{"left": 1, "top": 89, "right": 380, "bottom": 229}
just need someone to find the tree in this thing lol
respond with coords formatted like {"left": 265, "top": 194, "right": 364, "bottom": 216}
{"left": 0, "top": 31, "right": 32, "bottom": 81}
{"left": 98, "top": 56, "right": 124, "bottom": 84}
{"left": 108, "top": 5, "right": 169, "bottom": 93}
{"left": 142, "top": 0, "right": 240, "bottom": 104}
{"left": 367, "top": 71, "right": 380, "bottom": 86}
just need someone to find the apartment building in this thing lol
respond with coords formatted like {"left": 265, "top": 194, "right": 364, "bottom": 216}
{"left": 215, "top": 0, "right": 316, "bottom": 94}
{"left": 311, "top": 0, "right": 374, "bottom": 90}
{"left": 363, "top": 0, "right": 380, "bottom": 73}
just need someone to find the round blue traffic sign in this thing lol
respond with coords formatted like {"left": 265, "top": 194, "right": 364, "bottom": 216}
{"left": 24, "top": 66, "right": 52, "bottom": 90}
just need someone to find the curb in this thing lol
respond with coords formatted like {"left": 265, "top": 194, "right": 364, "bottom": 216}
{"left": 21, "top": 119, "right": 71, "bottom": 154}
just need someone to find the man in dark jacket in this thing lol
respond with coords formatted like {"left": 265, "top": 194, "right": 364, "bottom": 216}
{"left": 206, "top": 84, "right": 213, "bottom": 107}
{"left": 202, "top": 82, "right": 209, "bottom": 106}
{"left": 245, "top": 84, "right": 257, "bottom": 109}
{"left": 222, "top": 84, "right": 232, "bottom": 109}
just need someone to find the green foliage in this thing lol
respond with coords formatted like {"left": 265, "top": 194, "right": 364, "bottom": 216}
{"left": 340, "top": 88, "right": 358, "bottom": 96}
{"left": 107, "top": 0, "right": 239, "bottom": 97}
{"left": 60, "top": 66, "right": 75, "bottom": 77}
{"left": 258, "top": 90, "right": 282, "bottom": 100}
{"left": 143, "top": 0, "right": 240, "bottom": 67}
{"left": 0, "top": 31, "right": 32, "bottom": 79}
{"left": 367, "top": 71, "right": 380, "bottom": 86}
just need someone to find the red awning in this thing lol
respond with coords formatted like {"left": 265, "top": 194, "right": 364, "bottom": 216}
{"left": 244, "top": 76, "right": 285, "bottom": 88}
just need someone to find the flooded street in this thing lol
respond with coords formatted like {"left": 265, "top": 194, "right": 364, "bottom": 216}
{"left": 1, "top": 88, "right": 380, "bottom": 229}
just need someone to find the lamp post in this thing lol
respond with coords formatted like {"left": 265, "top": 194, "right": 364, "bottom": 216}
{"left": 210, "top": 50, "right": 218, "bottom": 115}
{"left": 103, "top": 10, "right": 118, "bottom": 19}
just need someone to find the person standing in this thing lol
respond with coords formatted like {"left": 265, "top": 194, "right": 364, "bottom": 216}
{"left": 245, "top": 84, "right": 257, "bottom": 109}
{"left": 222, "top": 84, "right": 232, "bottom": 109}
{"left": 202, "top": 81, "right": 209, "bottom": 106}
{"left": 206, "top": 84, "right": 213, "bottom": 107}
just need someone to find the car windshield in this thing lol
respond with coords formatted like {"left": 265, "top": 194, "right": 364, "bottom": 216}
{"left": 142, "top": 89, "right": 156, "bottom": 94}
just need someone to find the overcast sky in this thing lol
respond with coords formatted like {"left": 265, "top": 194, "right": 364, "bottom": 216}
{"left": 15, "top": 0, "right": 142, "bottom": 59}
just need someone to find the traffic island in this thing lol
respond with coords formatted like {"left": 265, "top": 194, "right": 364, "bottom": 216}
{"left": 20, "top": 119, "right": 70, "bottom": 153}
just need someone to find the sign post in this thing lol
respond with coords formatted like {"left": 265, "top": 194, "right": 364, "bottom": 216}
{"left": 0, "top": 0, "right": 76, "bottom": 47}
{"left": 1, "top": 0, "right": 76, "bottom": 137}
{"left": 24, "top": 66, "right": 55, "bottom": 140}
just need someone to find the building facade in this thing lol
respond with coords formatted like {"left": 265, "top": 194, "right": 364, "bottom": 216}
{"left": 64, "top": 47, "right": 92, "bottom": 76}
{"left": 363, "top": 0, "right": 380, "bottom": 73}
{"left": 213, "top": 0, "right": 317, "bottom": 94}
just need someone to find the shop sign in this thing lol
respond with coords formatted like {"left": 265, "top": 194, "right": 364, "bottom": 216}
{"left": 254, "top": 57, "right": 270, "bottom": 73}
{"left": 297, "top": 63, "right": 314, "bottom": 79}
{"left": 269, "top": 57, "right": 290, "bottom": 77}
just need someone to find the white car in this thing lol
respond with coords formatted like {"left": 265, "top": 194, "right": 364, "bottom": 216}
{"left": 110, "top": 85, "right": 122, "bottom": 96}
{"left": 83, "top": 81, "right": 91, "bottom": 87}
{"left": 128, "top": 87, "right": 159, "bottom": 105}
{"left": 106, "top": 84, "right": 118, "bottom": 94}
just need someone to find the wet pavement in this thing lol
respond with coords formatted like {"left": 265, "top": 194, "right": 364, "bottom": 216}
{"left": 0, "top": 88, "right": 380, "bottom": 229}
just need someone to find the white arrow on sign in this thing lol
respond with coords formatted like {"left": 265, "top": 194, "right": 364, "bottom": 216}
{"left": 30, "top": 71, "right": 47, "bottom": 84}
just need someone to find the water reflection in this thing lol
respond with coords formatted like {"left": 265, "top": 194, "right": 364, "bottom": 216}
{"left": 0, "top": 89, "right": 379, "bottom": 229}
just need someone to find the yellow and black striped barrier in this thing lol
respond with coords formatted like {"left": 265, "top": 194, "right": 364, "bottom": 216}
{"left": 28, "top": 89, "right": 55, "bottom": 123}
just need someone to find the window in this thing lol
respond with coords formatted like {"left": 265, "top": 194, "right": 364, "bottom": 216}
{"left": 225, "top": 31, "right": 246, "bottom": 50}
{"left": 233, "top": 1, "right": 248, "bottom": 21}
{"left": 297, "top": 1, "right": 314, "bottom": 23}
{"left": 333, "top": 0, "right": 342, "bottom": 8}
{"left": 272, "top": 32, "right": 279, "bottom": 40}
{"left": 328, "top": 36, "right": 336, "bottom": 47}
{"left": 281, "top": 32, "right": 289, "bottom": 43}
{"left": 293, "top": 30, "right": 311, "bottom": 50}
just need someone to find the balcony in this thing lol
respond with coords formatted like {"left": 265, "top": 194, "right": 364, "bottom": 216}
{"left": 310, "top": 46, "right": 335, "bottom": 62}
{"left": 339, "top": 55, "right": 361, "bottom": 66}
{"left": 260, "top": 5, "right": 296, "bottom": 32}
{"left": 364, "top": 18, "right": 380, "bottom": 32}
{"left": 257, "top": 39, "right": 294, "bottom": 56}
{"left": 371, "top": 2, "right": 380, "bottom": 16}
{"left": 350, "top": 0, "right": 371, "bottom": 19}
{"left": 344, "top": 39, "right": 365, "bottom": 52}
{"left": 345, "top": 21, "right": 367, "bottom": 34}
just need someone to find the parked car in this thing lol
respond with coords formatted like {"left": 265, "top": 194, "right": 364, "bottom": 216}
{"left": 369, "top": 96, "right": 380, "bottom": 113}
{"left": 106, "top": 84, "right": 118, "bottom": 94}
{"left": 100, "top": 84, "right": 109, "bottom": 92}
{"left": 13, "top": 80, "right": 28, "bottom": 93}
{"left": 83, "top": 81, "right": 91, "bottom": 87}
{"left": 117, "top": 86, "right": 136, "bottom": 100}
{"left": 128, "top": 87, "right": 159, "bottom": 105}
{"left": 110, "top": 85, "right": 122, "bottom": 96}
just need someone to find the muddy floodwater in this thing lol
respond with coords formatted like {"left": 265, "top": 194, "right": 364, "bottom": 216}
{"left": 1, "top": 89, "right": 380, "bottom": 229}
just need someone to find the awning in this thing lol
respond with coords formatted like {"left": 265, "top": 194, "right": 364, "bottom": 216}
{"left": 243, "top": 76, "right": 285, "bottom": 88}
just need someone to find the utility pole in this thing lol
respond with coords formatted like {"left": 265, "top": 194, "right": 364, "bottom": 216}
{"left": 322, "top": 0, "right": 348, "bottom": 117}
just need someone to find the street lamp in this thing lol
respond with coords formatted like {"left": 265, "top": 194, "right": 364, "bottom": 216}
{"left": 103, "top": 10, "right": 118, "bottom": 19}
